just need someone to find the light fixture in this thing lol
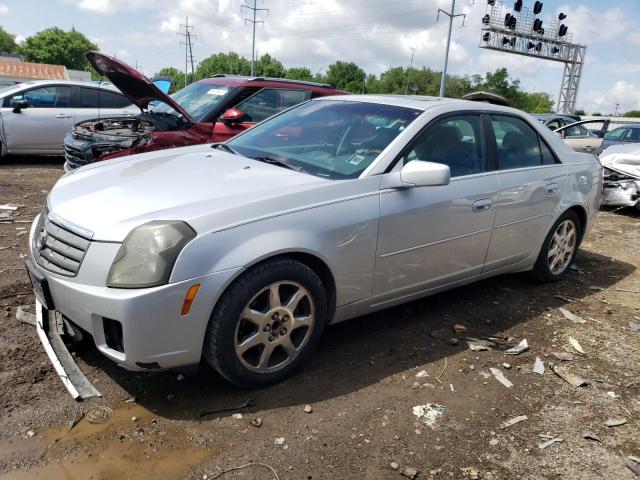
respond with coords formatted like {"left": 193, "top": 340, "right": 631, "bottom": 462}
{"left": 483, "top": 32, "right": 491, "bottom": 41}
{"left": 482, "top": 14, "right": 491, "bottom": 25}
{"left": 514, "top": 0, "right": 523, "bottom": 12}
{"left": 533, "top": 1, "right": 543, "bottom": 14}
{"left": 559, "top": 13, "right": 567, "bottom": 20}
{"left": 559, "top": 24, "right": 568, "bottom": 37}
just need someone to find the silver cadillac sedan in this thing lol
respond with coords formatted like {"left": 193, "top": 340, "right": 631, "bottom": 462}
{"left": 27, "top": 95, "right": 602, "bottom": 390}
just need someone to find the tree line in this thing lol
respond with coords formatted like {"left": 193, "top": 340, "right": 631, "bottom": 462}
{"left": 2, "top": 25, "right": 622, "bottom": 115}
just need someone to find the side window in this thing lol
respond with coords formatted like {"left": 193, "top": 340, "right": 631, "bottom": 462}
{"left": 625, "top": 128, "right": 640, "bottom": 141}
{"left": 540, "top": 139, "right": 558, "bottom": 165}
{"left": 605, "top": 128, "right": 627, "bottom": 141}
{"left": 8, "top": 86, "right": 71, "bottom": 108}
{"left": 546, "top": 120, "right": 562, "bottom": 130}
{"left": 565, "top": 124, "right": 587, "bottom": 138}
{"left": 491, "top": 115, "right": 543, "bottom": 169}
{"left": 79, "top": 88, "right": 127, "bottom": 108}
{"left": 399, "top": 114, "right": 485, "bottom": 177}
{"left": 235, "top": 88, "right": 307, "bottom": 123}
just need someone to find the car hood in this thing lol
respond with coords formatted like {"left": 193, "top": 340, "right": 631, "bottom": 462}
{"left": 600, "top": 143, "right": 640, "bottom": 179}
{"left": 86, "top": 51, "right": 193, "bottom": 121}
{"left": 48, "top": 146, "right": 328, "bottom": 242}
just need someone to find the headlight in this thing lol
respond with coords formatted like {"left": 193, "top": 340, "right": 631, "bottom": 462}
{"left": 107, "top": 221, "right": 196, "bottom": 288}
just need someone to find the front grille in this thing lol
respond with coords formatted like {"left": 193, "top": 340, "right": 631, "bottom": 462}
{"left": 64, "top": 144, "right": 91, "bottom": 170}
{"left": 33, "top": 215, "right": 91, "bottom": 277}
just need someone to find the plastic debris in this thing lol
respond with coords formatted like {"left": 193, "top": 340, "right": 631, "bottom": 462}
{"left": 502, "top": 363, "right": 512, "bottom": 369}
{"left": 539, "top": 437, "right": 563, "bottom": 449}
{"left": 552, "top": 365, "right": 588, "bottom": 387}
{"left": 466, "top": 338, "right": 494, "bottom": 351}
{"left": 559, "top": 307, "right": 586, "bottom": 324}
{"left": 605, "top": 418, "right": 628, "bottom": 427}
{"left": 303, "top": 404, "right": 313, "bottom": 413}
{"left": 568, "top": 336, "right": 586, "bottom": 355}
{"left": 390, "top": 461, "right": 399, "bottom": 470}
{"left": 533, "top": 357, "right": 545, "bottom": 375}
{"left": 415, "top": 370, "right": 429, "bottom": 379}
{"left": 490, "top": 368, "right": 513, "bottom": 388}
{"left": 274, "top": 437, "right": 285, "bottom": 445}
{"left": 606, "top": 391, "right": 619, "bottom": 398}
{"left": 412, "top": 403, "right": 446, "bottom": 428}
{"left": 500, "top": 415, "right": 528, "bottom": 429}
{"left": 583, "top": 431, "right": 602, "bottom": 443}
{"left": 630, "top": 322, "right": 640, "bottom": 333}
{"left": 504, "top": 338, "right": 529, "bottom": 355}
{"left": 552, "top": 352, "right": 575, "bottom": 362}
{"left": 85, "top": 406, "right": 113, "bottom": 424}
{"left": 402, "top": 467, "right": 419, "bottom": 479}
{"left": 453, "top": 324, "right": 467, "bottom": 333}
{"left": 15, "top": 306, "right": 36, "bottom": 326}
{"left": 231, "top": 413, "right": 243, "bottom": 420}
{"left": 250, "top": 417, "right": 263, "bottom": 428}
{"left": 0, "top": 211, "right": 13, "bottom": 224}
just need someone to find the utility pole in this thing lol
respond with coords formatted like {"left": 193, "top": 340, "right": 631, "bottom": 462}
{"left": 178, "top": 17, "right": 195, "bottom": 86}
{"left": 614, "top": 103, "right": 620, "bottom": 116}
{"left": 437, "top": 0, "right": 465, "bottom": 98}
{"left": 187, "top": 30, "right": 196, "bottom": 79}
{"left": 242, "top": 0, "right": 269, "bottom": 76}
{"left": 404, "top": 47, "right": 417, "bottom": 95}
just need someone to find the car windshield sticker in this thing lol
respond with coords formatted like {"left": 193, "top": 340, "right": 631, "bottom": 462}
{"left": 347, "top": 153, "right": 366, "bottom": 165}
{"left": 206, "top": 88, "right": 228, "bottom": 96}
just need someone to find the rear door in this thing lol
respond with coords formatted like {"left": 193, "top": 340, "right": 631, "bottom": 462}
{"left": 483, "top": 114, "right": 567, "bottom": 272}
{"left": 1, "top": 85, "right": 73, "bottom": 153}
{"left": 71, "top": 86, "right": 137, "bottom": 123}
{"left": 213, "top": 88, "right": 311, "bottom": 142}
{"left": 374, "top": 113, "right": 499, "bottom": 298}
{"left": 561, "top": 123, "right": 602, "bottom": 154}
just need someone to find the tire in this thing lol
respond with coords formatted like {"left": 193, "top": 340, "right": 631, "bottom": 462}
{"left": 204, "top": 258, "right": 328, "bottom": 387}
{"left": 529, "top": 210, "right": 582, "bottom": 283}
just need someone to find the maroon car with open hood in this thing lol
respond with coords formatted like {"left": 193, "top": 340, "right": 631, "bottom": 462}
{"left": 63, "top": 52, "right": 344, "bottom": 171}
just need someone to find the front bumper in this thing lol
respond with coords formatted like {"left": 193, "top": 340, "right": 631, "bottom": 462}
{"left": 602, "top": 180, "right": 640, "bottom": 208}
{"left": 28, "top": 219, "right": 242, "bottom": 371}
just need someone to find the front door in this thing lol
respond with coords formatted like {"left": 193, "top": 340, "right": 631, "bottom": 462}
{"left": 2, "top": 85, "right": 73, "bottom": 153}
{"left": 484, "top": 114, "right": 567, "bottom": 271}
{"left": 374, "top": 113, "right": 499, "bottom": 298}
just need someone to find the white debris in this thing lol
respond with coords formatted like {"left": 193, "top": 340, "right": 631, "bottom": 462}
{"left": 559, "top": 307, "right": 586, "bottom": 324}
{"left": 606, "top": 391, "right": 619, "bottom": 398}
{"left": 274, "top": 437, "right": 285, "bottom": 445}
{"left": 412, "top": 403, "right": 446, "bottom": 428}
{"left": 538, "top": 437, "right": 563, "bottom": 449}
{"left": 176, "top": 373, "right": 185, "bottom": 381}
{"left": 605, "top": 418, "right": 628, "bottom": 427}
{"left": 502, "top": 363, "right": 512, "bottom": 369}
{"left": 415, "top": 370, "right": 429, "bottom": 379}
{"left": 504, "top": 339, "right": 529, "bottom": 355}
{"left": 552, "top": 352, "right": 575, "bottom": 362}
{"left": 533, "top": 357, "right": 545, "bottom": 375}
{"left": 552, "top": 365, "right": 588, "bottom": 387}
{"left": 303, "top": 404, "right": 313, "bottom": 413}
{"left": 500, "top": 415, "right": 528, "bottom": 429}
{"left": 568, "top": 336, "right": 586, "bottom": 355}
{"left": 232, "top": 413, "right": 243, "bottom": 420}
{"left": 466, "top": 338, "right": 494, "bottom": 351}
{"left": 490, "top": 368, "right": 513, "bottom": 388}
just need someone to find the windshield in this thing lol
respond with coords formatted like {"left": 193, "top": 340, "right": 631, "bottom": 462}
{"left": 152, "top": 83, "right": 235, "bottom": 121}
{"left": 227, "top": 100, "right": 422, "bottom": 179}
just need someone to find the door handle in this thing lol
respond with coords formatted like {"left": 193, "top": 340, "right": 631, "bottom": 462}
{"left": 55, "top": 114, "right": 71, "bottom": 119}
{"left": 584, "top": 145, "right": 592, "bottom": 152}
{"left": 545, "top": 182, "right": 558, "bottom": 195}
{"left": 472, "top": 198, "right": 492, "bottom": 212}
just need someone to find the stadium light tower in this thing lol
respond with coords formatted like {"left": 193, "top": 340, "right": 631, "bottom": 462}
{"left": 479, "top": 0, "right": 587, "bottom": 113}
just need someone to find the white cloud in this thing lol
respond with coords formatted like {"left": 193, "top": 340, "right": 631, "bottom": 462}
{"left": 582, "top": 81, "right": 640, "bottom": 115}
{"left": 77, "top": 0, "right": 112, "bottom": 14}
{"left": 0, "top": 4, "right": 8, "bottom": 14}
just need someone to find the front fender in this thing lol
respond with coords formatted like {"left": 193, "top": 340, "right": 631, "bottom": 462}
{"left": 171, "top": 191, "right": 381, "bottom": 307}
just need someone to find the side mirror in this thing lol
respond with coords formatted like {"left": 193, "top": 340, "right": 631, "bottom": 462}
{"left": 12, "top": 99, "right": 29, "bottom": 113}
{"left": 400, "top": 160, "right": 450, "bottom": 187}
{"left": 221, "top": 108, "right": 249, "bottom": 125}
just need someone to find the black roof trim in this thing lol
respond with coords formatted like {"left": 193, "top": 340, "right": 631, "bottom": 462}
{"left": 209, "top": 74, "right": 333, "bottom": 89}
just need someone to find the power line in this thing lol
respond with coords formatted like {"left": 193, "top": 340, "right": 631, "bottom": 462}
{"left": 177, "top": 17, "right": 196, "bottom": 86}
{"left": 242, "top": 0, "right": 269, "bottom": 76}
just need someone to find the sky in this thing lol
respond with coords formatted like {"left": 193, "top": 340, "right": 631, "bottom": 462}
{"left": 1, "top": 0, "right": 639, "bottom": 113}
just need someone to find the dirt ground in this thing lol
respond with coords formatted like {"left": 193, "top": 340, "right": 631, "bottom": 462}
{"left": 0, "top": 157, "right": 639, "bottom": 480}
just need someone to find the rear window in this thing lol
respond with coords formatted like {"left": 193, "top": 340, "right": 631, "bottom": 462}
{"left": 79, "top": 88, "right": 130, "bottom": 108}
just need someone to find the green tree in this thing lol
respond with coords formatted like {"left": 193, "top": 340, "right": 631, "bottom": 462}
{"left": 285, "top": 67, "right": 314, "bottom": 82}
{"left": 624, "top": 110, "right": 640, "bottom": 117}
{"left": 0, "top": 26, "right": 18, "bottom": 54}
{"left": 326, "top": 61, "right": 366, "bottom": 92}
{"left": 592, "top": 112, "right": 603, "bottom": 117}
{"left": 195, "top": 52, "right": 250, "bottom": 79}
{"left": 255, "top": 53, "right": 284, "bottom": 77}
{"left": 21, "top": 27, "right": 97, "bottom": 70}
{"left": 574, "top": 109, "right": 586, "bottom": 116}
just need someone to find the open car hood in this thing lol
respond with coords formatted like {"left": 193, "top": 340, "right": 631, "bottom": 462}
{"left": 600, "top": 144, "right": 640, "bottom": 179}
{"left": 86, "top": 51, "right": 193, "bottom": 121}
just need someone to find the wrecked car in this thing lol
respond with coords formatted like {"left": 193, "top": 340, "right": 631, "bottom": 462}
{"left": 28, "top": 96, "right": 600, "bottom": 395}
{"left": 600, "top": 143, "right": 640, "bottom": 209}
{"left": 63, "top": 51, "right": 344, "bottom": 171}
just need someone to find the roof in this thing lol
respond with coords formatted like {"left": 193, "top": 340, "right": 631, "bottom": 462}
{"left": 0, "top": 60, "right": 69, "bottom": 81}
{"left": 461, "top": 90, "right": 510, "bottom": 107}
{"left": 209, "top": 74, "right": 333, "bottom": 88}
{"left": 0, "top": 80, "right": 121, "bottom": 99}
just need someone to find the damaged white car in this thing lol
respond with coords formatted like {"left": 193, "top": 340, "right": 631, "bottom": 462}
{"left": 600, "top": 144, "right": 640, "bottom": 209}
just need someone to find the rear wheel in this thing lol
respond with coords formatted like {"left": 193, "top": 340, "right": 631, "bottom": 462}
{"left": 204, "top": 258, "right": 327, "bottom": 387}
{"left": 530, "top": 210, "right": 581, "bottom": 283}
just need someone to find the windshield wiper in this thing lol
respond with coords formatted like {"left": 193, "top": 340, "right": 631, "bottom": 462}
{"left": 250, "top": 156, "right": 304, "bottom": 172}
{"left": 212, "top": 143, "right": 239, "bottom": 155}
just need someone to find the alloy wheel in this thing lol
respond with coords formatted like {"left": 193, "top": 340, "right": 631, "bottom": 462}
{"left": 547, "top": 219, "right": 577, "bottom": 275}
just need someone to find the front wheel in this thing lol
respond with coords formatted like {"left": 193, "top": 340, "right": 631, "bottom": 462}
{"left": 529, "top": 210, "right": 581, "bottom": 283}
{"left": 204, "top": 258, "right": 328, "bottom": 387}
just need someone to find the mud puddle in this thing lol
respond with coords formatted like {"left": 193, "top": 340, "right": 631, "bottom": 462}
{"left": 0, "top": 404, "right": 210, "bottom": 480}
